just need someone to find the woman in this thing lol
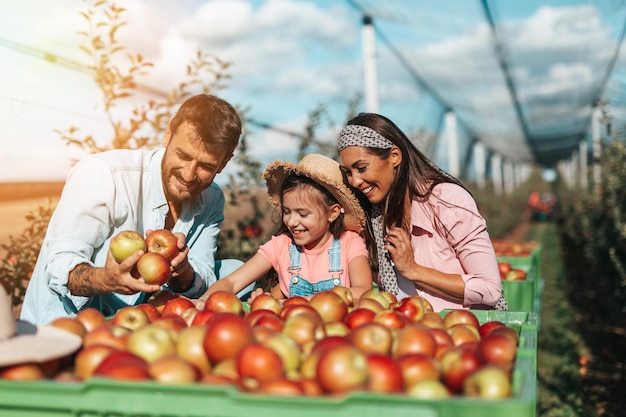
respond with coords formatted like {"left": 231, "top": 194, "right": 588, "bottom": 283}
{"left": 337, "top": 113, "right": 506, "bottom": 312}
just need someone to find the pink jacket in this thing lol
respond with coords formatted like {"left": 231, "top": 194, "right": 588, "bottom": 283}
{"left": 395, "top": 183, "right": 502, "bottom": 311}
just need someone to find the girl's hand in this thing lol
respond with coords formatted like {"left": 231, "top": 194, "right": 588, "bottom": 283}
{"left": 384, "top": 227, "right": 417, "bottom": 276}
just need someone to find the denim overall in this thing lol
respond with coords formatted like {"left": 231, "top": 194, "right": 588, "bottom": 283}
{"left": 288, "top": 237, "right": 343, "bottom": 297}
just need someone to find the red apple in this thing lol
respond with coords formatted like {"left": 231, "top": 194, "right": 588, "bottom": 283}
{"left": 430, "top": 327, "right": 454, "bottom": 359}
{"left": 343, "top": 307, "right": 376, "bottom": 329}
{"left": 135, "top": 302, "right": 162, "bottom": 322}
{"left": 236, "top": 342, "right": 285, "bottom": 390}
{"left": 74, "top": 344, "right": 119, "bottom": 380}
{"left": 397, "top": 353, "right": 441, "bottom": 387}
{"left": 442, "top": 309, "right": 480, "bottom": 330}
{"left": 83, "top": 323, "right": 130, "bottom": 350}
{"left": 478, "top": 320, "right": 507, "bottom": 338}
{"left": 75, "top": 307, "right": 106, "bottom": 333}
{"left": 251, "top": 325, "right": 280, "bottom": 343}
{"left": 110, "top": 230, "right": 147, "bottom": 263}
{"left": 498, "top": 261, "right": 512, "bottom": 278}
{"left": 478, "top": 332, "right": 518, "bottom": 371}
{"left": 281, "top": 312, "right": 326, "bottom": 349}
{"left": 211, "top": 357, "right": 239, "bottom": 380}
{"left": 462, "top": 365, "right": 512, "bottom": 399}
{"left": 406, "top": 379, "right": 451, "bottom": 399}
{"left": 504, "top": 268, "right": 527, "bottom": 281}
{"left": 257, "top": 378, "right": 305, "bottom": 396}
{"left": 111, "top": 305, "right": 150, "bottom": 331}
{"left": 180, "top": 306, "right": 200, "bottom": 327}
{"left": 261, "top": 332, "right": 302, "bottom": 375}
{"left": 203, "top": 312, "right": 254, "bottom": 364}
{"left": 373, "top": 309, "right": 410, "bottom": 330}
{"left": 245, "top": 308, "right": 282, "bottom": 327}
{"left": 249, "top": 293, "right": 282, "bottom": 315}
{"left": 330, "top": 286, "right": 354, "bottom": 307}
{"left": 489, "top": 325, "right": 519, "bottom": 346}
{"left": 93, "top": 350, "right": 150, "bottom": 381}
{"left": 299, "top": 335, "right": 352, "bottom": 380}
{"left": 365, "top": 353, "right": 404, "bottom": 393}
{"left": 126, "top": 323, "right": 176, "bottom": 363}
{"left": 200, "top": 373, "right": 239, "bottom": 388}
{"left": 359, "top": 288, "right": 391, "bottom": 309}
{"left": 282, "top": 295, "right": 309, "bottom": 306}
{"left": 176, "top": 325, "right": 212, "bottom": 376}
{"left": 391, "top": 323, "right": 437, "bottom": 358}
{"left": 136, "top": 252, "right": 171, "bottom": 286}
{"left": 279, "top": 303, "right": 323, "bottom": 324}
{"left": 447, "top": 323, "right": 481, "bottom": 347}
{"left": 161, "top": 296, "right": 195, "bottom": 317}
{"left": 355, "top": 297, "right": 384, "bottom": 314}
{"left": 145, "top": 229, "right": 180, "bottom": 262}
{"left": 324, "top": 320, "right": 350, "bottom": 337}
{"left": 309, "top": 290, "right": 349, "bottom": 323}
{"left": 394, "top": 296, "right": 428, "bottom": 322}
{"left": 316, "top": 344, "right": 368, "bottom": 394}
{"left": 299, "top": 378, "right": 324, "bottom": 396}
{"left": 148, "top": 355, "right": 200, "bottom": 384}
{"left": 151, "top": 313, "right": 188, "bottom": 337}
{"left": 439, "top": 345, "right": 486, "bottom": 393}
{"left": 190, "top": 309, "right": 217, "bottom": 326}
{"left": 349, "top": 322, "right": 393, "bottom": 355}
{"left": 379, "top": 290, "right": 399, "bottom": 307}
{"left": 0, "top": 363, "right": 46, "bottom": 381}
{"left": 50, "top": 316, "right": 87, "bottom": 340}
{"left": 204, "top": 290, "right": 244, "bottom": 316}
{"left": 420, "top": 312, "right": 446, "bottom": 329}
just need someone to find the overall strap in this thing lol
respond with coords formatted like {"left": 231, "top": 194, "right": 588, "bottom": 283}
{"left": 288, "top": 243, "right": 301, "bottom": 274}
{"left": 328, "top": 237, "right": 342, "bottom": 277}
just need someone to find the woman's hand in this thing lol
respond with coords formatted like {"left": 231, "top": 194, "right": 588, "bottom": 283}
{"left": 384, "top": 227, "right": 417, "bottom": 277}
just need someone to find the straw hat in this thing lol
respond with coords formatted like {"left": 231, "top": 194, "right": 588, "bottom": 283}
{"left": 263, "top": 154, "right": 366, "bottom": 234}
{"left": 0, "top": 285, "right": 82, "bottom": 367}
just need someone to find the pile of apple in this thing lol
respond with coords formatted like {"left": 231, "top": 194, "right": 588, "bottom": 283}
{"left": 491, "top": 239, "right": 537, "bottom": 257}
{"left": 498, "top": 261, "right": 528, "bottom": 281}
{"left": 110, "top": 229, "right": 181, "bottom": 286}
{"left": 1, "top": 288, "right": 520, "bottom": 401}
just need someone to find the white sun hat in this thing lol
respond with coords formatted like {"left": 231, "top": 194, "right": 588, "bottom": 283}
{"left": 0, "top": 285, "right": 82, "bottom": 367}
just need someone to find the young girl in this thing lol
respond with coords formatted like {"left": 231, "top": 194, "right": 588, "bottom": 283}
{"left": 200, "top": 154, "right": 373, "bottom": 301}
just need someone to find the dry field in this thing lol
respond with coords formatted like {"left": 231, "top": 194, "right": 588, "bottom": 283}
{"left": 0, "top": 182, "right": 64, "bottom": 256}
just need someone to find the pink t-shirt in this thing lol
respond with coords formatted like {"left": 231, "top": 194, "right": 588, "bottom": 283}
{"left": 258, "top": 231, "right": 369, "bottom": 297}
{"left": 395, "top": 183, "right": 502, "bottom": 312}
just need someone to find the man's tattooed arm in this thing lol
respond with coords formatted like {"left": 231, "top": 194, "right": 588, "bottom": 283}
{"left": 67, "top": 263, "right": 102, "bottom": 297}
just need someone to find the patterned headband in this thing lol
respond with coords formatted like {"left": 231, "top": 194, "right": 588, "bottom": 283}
{"left": 338, "top": 124, "right": 395, "bottom": 152}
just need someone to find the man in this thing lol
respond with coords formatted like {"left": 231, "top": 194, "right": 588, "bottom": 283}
{"left": 21, "top": 94, "right": 243, "bottom": 324}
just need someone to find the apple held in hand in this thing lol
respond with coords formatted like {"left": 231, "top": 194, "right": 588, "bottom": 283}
{"left": 110, "top": 230, "right": 147, "bottom": 263}
{"left": 146, "top": 229, "right": 181, "bottom": 262}
{"left": 136, "top": 252, "right": 171, "bottom": 286}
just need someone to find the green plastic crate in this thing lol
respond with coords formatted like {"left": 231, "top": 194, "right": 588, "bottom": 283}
{"left": 501, "top": 279, "right": 535, "bottom": 312}
{"left": 0, "top": 311, "right": 538, "bottom": 417}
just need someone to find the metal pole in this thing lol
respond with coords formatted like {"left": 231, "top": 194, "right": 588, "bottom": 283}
{"left": 473, "top": 142, "right": 486, "bottom": 189}
{"left": 362, "top": 15, "right": 379, "bottom": 113}
{"left": 445, "top": 111, "right": 459, "bottom": 178}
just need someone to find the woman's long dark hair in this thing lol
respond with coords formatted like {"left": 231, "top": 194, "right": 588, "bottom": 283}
{"left": 346, "top": 113, "right": 470, "bottom": 262}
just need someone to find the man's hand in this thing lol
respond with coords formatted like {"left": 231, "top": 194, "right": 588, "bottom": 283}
{"left": 166, "top": 232, "right": 194, "bottom": 293}
{"left": 68, "top": 250, "right": 162, "bottom": 297}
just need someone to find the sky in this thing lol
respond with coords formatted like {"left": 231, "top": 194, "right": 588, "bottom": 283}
{"left": 1, "top": 0, "right": 625, "bottom": 185}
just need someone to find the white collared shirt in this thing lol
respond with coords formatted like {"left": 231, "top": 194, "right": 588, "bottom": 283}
{"left": 21, "top": 148, "right": 224, "bottom": 324}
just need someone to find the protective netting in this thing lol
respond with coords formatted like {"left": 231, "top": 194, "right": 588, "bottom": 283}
{"left": 348, "top": 0, "right": 626, "bottom": 171}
